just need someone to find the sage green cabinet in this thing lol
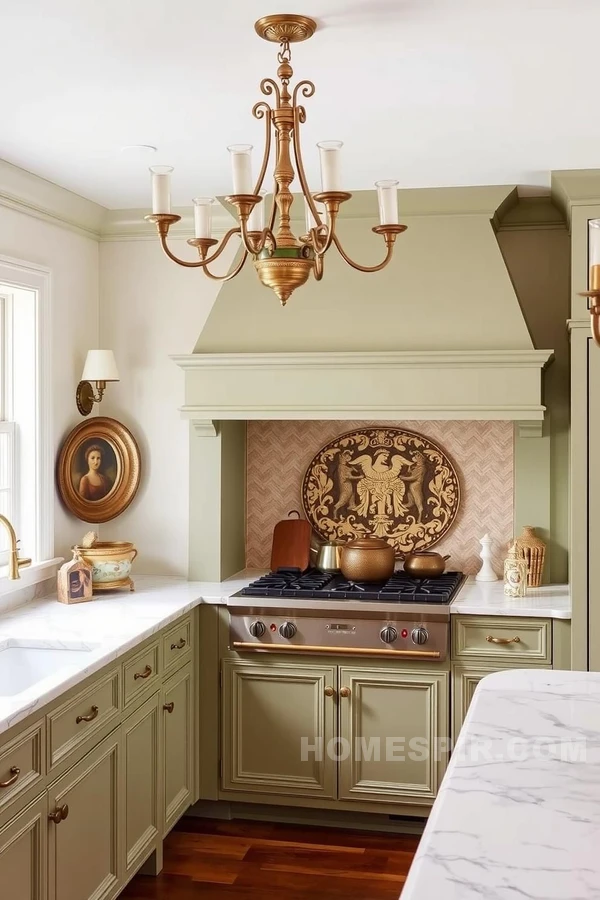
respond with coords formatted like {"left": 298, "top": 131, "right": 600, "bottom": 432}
{"left": 338, "top": 667, "right": 449, "bottom": 803}
{"left": 162, "top": 662, "right": 194, "bottom": 835}
{"left": 221, "top": 660, "right": 337, "bottom": 799}
{"left": 451, "top": 664, "right": 497, "bottom": 742}
{"left": 47, "top": 731, "right": 121, "bottom": 900}
{"left": 123, "top": 693, "right": 160, "bottom": 877}
{"left": 0, "top": 793, "right": 47, "bottom": 900}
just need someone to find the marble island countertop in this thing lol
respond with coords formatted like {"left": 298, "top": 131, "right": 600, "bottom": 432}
{"left": 402, "top": 669, "right": 600, "bottom": 900}
{"left": 0, "top": 571, "right": 571, "bottom": 737}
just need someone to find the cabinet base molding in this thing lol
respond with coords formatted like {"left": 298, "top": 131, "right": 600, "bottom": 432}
{"left": 190, "top": 798, "right": 428, "bottom": 832}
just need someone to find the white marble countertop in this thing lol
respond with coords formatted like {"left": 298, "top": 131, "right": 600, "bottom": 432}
{"left": 451, "top": 577, "right": 571, "bottom": 619}
{"left": 402, "top": 669, "right": 600, "bottom": 899}
{"left": 0, "top": 573, "right": 257, "bottom": 736}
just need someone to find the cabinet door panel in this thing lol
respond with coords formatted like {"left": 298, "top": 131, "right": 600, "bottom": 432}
{"left": 48, "top": 731, "right": 121, "bottom": 900}
{"left": 339, "top": 667, "right": 448, "bottom": 803}
{"left": 222, "top": 660, "right": 337, "bottom": 798}
{"left": 0, "top": 794, "right": 47, "bottom": 900}
{"left": 163, "top": 662, "right": 193, "bottom": 835}
{"left": 123, "top": 694, "right": 160, "bottom": 875}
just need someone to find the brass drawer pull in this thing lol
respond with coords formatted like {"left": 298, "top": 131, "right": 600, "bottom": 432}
{"left": 486, "top": 635, "right": 521, "bottom": 645}
{"left": 170, "top": 637, "right": 186, "bottom": 650}
{"left": 324, "top": 686, "right": 336, "bottom": 698}
{"left": 0, "top": 766, "right": 20, "bottom": 788}
{"left": 48, "top": 804, "right": 69, "bottom": 824}
{"left": 134, "top": 665, "right": 153, "bottom": 680}
{"left": 163, "top": 702, "right": 175, "bottom": 714}
{"left": 76, "top": 705, "right": 99, "bottom": 724}
{"left": 340, "top": 687, "right": 351, "bottom": 698}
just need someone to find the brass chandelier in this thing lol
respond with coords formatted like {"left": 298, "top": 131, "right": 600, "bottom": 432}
{"left": 145, "top": 14, "right": 406, "bottom": 306}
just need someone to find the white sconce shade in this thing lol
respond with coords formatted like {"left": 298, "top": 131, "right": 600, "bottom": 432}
{"left": 82, "top": 350, "right": 120, "bottom": 383}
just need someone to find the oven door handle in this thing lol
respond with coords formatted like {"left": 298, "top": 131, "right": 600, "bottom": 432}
{"left": 231, "top": 642, "right": 441, "bottom": 659}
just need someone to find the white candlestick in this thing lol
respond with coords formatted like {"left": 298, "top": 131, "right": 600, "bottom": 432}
{"left": 476, "top": 533, "right": 499, "bottom": 582}
{"left": 150, "top": 166, "right": 174, "bottom": 214}
{"left": 375, "top": 180, "right": 399, "bottom": 225}
{"left": 248, "top": 191, "right": 266, "bottom": 232}
{"left": 193, "top": 198, "right": 212, "bottom": 238}
{"left": 317, "top": 141, "right": 343, "bottom": 192}
{"left": 227, "top": 144, "right": 253, "bottom": 194}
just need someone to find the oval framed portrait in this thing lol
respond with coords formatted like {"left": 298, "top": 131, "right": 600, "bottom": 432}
{"left": 57, "top": 417, "right": 141, "bottom": 523}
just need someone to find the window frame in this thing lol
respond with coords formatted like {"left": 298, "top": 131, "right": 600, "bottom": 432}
{"left": 0, "top": 255, "right": 52, "bottom": 567}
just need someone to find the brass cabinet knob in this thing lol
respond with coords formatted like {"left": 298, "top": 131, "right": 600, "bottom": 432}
{"left": 486, "top": 635, "right": 521, "bottom": 645}
{"left": 49, "top": 804, "right": 69, "bottom": 824}
{"left": 339, "top": 687, "right": 351, "bottom": 698}
{"left": 134, "top": 665, "right": 153, "bottom": 680}
{"left": 0, "top": 766, "right": 20, "bottom": 789}
{"left": 324, "top": 686, "right": 336, "bottom": 698}
{"left": 163, "top": 702, "right": 175, "bottom": 714}
{"left": 76, "top": 705, "right": 99, "bottom": 724}
{"left": 171, "top": 638, "right": 186, "bottom": 650}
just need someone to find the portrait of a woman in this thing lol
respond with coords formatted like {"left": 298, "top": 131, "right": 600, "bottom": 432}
{"left": 78, "top": 444, "right": 114, "bottom": 502}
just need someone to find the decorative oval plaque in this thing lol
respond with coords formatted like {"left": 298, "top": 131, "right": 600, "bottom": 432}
{"left": 302, "top": 428, "right": 461, "bottom": 555}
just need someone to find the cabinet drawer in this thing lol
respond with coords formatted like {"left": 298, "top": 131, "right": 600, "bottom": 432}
{"left": 123, "top": 641, "right": 160, "bottom": 707}
{"left": 0, "top": 720, "right": 44, "bottom": 826}
{"left": 47, "top": 669, "right": 120, "bottom": 771}
{"left": 452, "top": 616, "right": 551, "bottom": 663}
{"left": 162, "top": 616, "right": 192, "bottom": 676}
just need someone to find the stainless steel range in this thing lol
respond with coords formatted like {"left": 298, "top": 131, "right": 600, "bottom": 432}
{"left": 228, "top": 570, "right": 466, "bottom": 662}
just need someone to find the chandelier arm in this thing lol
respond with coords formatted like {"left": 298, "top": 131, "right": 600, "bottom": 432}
{"left": 313, "top": 250, "right": 324, "bottom": 281}
{"left": 203, "top": 251, "right": 249, "bottom": 282}
{"left": 252, "top": 102, "right": 273, "bottom": 195}
{"left": 260, "top": 78, "right": 281, "bottom": 107}
{"left": 158, "top": 227, "right": 241, "bottom": 268}
{"left": 292, "top": 106, "right": 324, "bottom": 229}
{"left": 292, "top": 80, "right": 315, "bottom": 109}
{"left": 332, "top": 233, "right": 394, "bottom": 273}
{"left": 240, "top": 216, "right": 276, "bottom": 255}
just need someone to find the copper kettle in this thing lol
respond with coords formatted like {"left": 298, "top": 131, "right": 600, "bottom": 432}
{"left": 402, "top": 550, "right": 450, "bottom": 578}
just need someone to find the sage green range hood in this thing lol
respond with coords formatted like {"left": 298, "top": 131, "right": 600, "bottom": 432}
{"left": 173, "top": 185, "right": 552, "bottom": 422}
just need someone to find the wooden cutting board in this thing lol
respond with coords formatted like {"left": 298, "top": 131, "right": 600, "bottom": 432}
{"left": 270, "top": 510, "right": 312, "bottom": 572}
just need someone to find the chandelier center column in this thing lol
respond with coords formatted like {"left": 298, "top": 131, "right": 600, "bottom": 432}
{"left": 272, "top": 56, "right": 297, "bottom": 248}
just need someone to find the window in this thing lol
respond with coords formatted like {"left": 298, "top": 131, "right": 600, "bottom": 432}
{"left": 0, "top": 257, "right": 52, "bottom": 573}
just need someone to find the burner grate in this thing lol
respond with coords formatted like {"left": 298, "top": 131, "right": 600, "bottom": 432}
{"left": 240, "top": 568, "right": 465, "bottom": 603}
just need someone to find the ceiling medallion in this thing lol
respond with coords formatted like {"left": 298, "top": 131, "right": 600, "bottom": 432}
{"left": 302, "top": 428, "right": 461, "bottom": 555}
{"left": 145, "top": 14, "right": 406, "bottom": 306}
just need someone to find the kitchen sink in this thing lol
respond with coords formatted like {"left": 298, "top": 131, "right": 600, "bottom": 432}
{"left": 0, "top": 641, "right": 100, "bottom": 697}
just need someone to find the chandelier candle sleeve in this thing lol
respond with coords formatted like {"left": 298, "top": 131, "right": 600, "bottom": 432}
{"left": 317, "top": 141, "right": 343, "bottom": 192}
{"left": 193, "top": 198, "right": 213, "bottom": 239}
{"left": 590, "top": 219, "right": 600, "bottom": 291}
{"left": 150, "top": 166, "right": 173, "bottom": 214}
{"left": 248, "top": 191, "right": 266, "bottom": 232}
{"left": 376, "top": 180, "right": 400, "bottom": 225}
{"left": 228, "top": 144, "right": 254, "bottom": 195}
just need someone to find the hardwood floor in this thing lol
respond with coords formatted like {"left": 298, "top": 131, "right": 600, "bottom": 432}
{"left": 122, "top": 817, "right": 420, "bottom": 899}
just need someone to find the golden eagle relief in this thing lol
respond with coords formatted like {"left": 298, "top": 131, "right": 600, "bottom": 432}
{"left": 302, "top": 428, "right": 461, "bottom": 554}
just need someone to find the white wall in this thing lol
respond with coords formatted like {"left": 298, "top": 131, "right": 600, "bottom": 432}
{"left": 99, "top": 238, "right": 237, "bottom": 575}
{"left": 0, "top": 206, "right": 99, "bottom": 560}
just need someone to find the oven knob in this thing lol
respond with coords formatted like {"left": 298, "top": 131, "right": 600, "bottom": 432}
{"left": 279, "top": 621, "right": 297, "bottom": 639}
{"left": 380, "top": 626, "right": 398, "bottom": 644}
{"left": 249, "top": 621, "right": 266, "bottom": 638}
{"left": 411, "top": 627, "right": 429, "bottom": 646}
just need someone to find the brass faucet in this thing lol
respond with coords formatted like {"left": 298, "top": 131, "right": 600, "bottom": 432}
{"left": 0, "top": 514, "right": 31, "bottom": 580}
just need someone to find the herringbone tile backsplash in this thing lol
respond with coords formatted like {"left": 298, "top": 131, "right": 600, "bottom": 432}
{"left": 246, "top": 420, "right": 514, "bottom": 575}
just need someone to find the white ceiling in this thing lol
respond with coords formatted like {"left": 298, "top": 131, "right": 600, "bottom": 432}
{"left": 1, "top": 0, "right": 600, "bottom": 210}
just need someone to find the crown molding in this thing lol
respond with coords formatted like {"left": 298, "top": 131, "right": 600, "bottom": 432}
{"left": 0, "top": 158, "right": 106, "bottom": 239}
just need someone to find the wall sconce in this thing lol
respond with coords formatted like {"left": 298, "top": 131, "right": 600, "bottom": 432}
{"left": 76, "top": 350, "right": 120, "bottom": 416}
{"left": 579, "top": 218, "right": 600, "bottom": 346}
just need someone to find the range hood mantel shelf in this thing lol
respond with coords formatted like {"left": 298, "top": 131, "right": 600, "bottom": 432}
{"left": 173, "top": 349, "right": 553, "bottom": 422}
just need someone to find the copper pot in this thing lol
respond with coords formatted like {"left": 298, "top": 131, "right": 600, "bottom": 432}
{"left": 403, "top": 551, "right": 450, "bottom": 578}
{"left": 339, "top": 537, "right": 395, "bottom": 582}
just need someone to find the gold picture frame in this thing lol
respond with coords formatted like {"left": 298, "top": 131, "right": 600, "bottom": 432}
{"left": 57, "top": 417, "right": 141, "bottom": 524}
